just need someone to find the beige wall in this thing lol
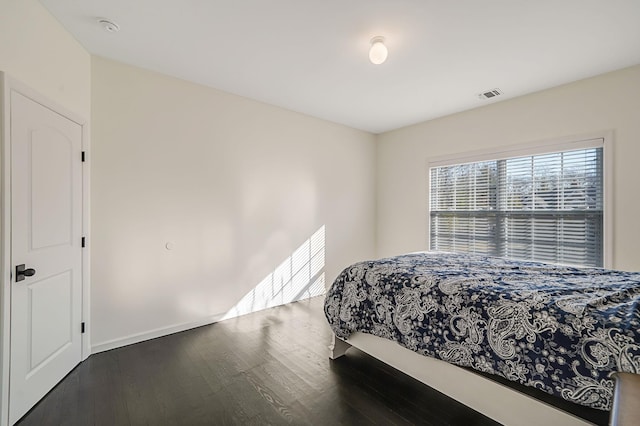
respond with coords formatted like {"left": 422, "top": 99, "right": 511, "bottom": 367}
{"left": 0, "top": 0, "right": 91, "bottom": 118}
{"left": 91, "top": 56, "right": 376, "bottom": 350}
{"left": 377, "top": 65, "right": 640, "bottom": 271}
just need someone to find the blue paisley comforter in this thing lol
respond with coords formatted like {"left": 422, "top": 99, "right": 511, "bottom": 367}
{"left": 324, "top": 252, "right": 640, "bottom": 410}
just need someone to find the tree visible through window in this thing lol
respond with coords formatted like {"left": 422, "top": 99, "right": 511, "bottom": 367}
{"left": 429, "top": 147, "right": 603, "bottom": 267}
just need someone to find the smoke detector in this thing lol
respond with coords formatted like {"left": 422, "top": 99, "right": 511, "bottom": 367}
{"left": 98, "top": 19, "right": 120, "bottom": 33}
{"left": 478, "top": 88, "right": 502, "bottom": 100}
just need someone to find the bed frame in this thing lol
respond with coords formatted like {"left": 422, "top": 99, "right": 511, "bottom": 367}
{"left": 329, "top": 332, "right": 594, "bottom": 426}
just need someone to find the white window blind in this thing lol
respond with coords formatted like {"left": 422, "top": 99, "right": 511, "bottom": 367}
{"left": 429, "top": 147, "right": 603, "bottom": 267}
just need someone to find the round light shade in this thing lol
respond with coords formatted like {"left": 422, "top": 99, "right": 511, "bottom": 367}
{"left": 369, "top": 37, "right": 388, "bottom": 65}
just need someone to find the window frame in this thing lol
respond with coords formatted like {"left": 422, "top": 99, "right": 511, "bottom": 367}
{"left": 426, "top": 132, "right": 613, "bottom": 268}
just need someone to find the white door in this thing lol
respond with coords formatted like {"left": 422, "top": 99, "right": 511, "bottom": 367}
{"left": 9, "top": 90, "right": 83, "bottom": 424}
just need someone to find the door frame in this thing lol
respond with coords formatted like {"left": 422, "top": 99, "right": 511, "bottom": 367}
{"left": 0, "top": 73, "right": 91, "bottom": 426}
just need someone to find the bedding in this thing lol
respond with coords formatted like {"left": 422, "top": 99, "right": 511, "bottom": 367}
{"left": 324, "top": 252, "right": 640, "bottom": 410}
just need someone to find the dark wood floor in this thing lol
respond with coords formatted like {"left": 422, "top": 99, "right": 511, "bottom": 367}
{"left": 16, "top": 296, "right": 605, "bottom": 426}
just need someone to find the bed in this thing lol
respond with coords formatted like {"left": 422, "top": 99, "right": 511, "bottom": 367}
{"left": 324, "top": 252, "right": 640, "bottom": 425}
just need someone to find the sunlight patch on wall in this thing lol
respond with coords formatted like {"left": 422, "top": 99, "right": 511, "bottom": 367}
{"left": 222, "top": 226, "right": 326, "bottom": 320}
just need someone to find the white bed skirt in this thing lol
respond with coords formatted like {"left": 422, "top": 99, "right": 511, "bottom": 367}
{"left": 330, "top": 332, "right": 595, "bottom": 426}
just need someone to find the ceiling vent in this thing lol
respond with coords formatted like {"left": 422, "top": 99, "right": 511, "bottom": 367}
{"left": 478, "top": 88, "right": 502, "bottom": 100}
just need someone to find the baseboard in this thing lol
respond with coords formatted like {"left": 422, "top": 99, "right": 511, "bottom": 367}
{"left": 91, "top": 287, "right": 326, "bottom": 354}
{"left": 91, "top": 313, "right": 225, "bottom": 354}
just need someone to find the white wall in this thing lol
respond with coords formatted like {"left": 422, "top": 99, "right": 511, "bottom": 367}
{"left": 0, "top": 0, "right": 91, "bottom": 117}
{"left": 377, "top": 65, "right": 640, "bottom": 272}
{"left": 3, "top": 0, "right": 637, "bottom": 359}
{"left": 91, "top": 56, "right": 376, "bottom": 350}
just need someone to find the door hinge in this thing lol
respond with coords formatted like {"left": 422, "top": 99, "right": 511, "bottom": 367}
{"left": 82, "top": 237, "right": 86, "bottom": 247}
{"left": 81, "top": 322, "right": 85, "bottom": 333}
{"left": 81, "top": 151, "right": 86, "bottom": 162}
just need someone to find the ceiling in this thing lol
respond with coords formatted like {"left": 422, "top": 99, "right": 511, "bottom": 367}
{"left": 39, "top": 0, "right": 640, "bottom": 134}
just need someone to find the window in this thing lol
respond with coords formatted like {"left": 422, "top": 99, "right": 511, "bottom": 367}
{"left": 428, "top": 137, "right": 608, "bottom": 267}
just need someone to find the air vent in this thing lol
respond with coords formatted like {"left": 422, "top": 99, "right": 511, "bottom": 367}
{"left": 478, "top": 88, "right": 502, "bottom": 100}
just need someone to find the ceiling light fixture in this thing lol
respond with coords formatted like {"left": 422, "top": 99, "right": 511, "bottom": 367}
{"left": 98, "top": 18, "right": 120, "bottom": 33}
{"left": 369, "top": 36, "right": 388, "bottom": 65}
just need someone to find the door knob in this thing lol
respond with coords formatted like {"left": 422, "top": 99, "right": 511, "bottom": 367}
{"left": 15, "top": 264, "right": 36, "bottom": 282}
